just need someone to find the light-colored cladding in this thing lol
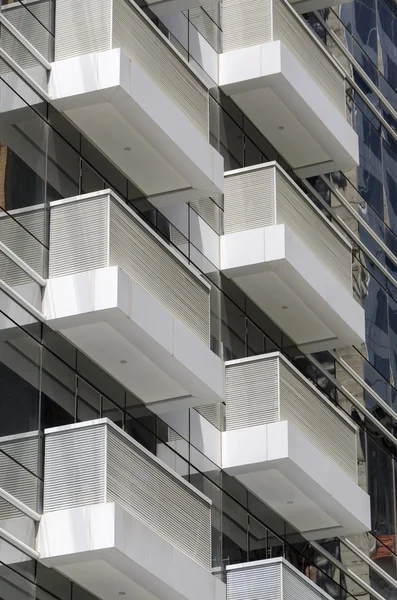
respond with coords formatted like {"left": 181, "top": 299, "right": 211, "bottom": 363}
{"left": 0, "top": 432, "right": 39, "bottom": 519}
{"left": 54, "top": 0, "right": 209, "bottom": 137}
{"left": 225, "top": 353, "right": 358, "bottom": 483}
{"left": 0, "top": 207, "right": 45, "bottom": 285}
{"left": 49, "top": 191, "right": 211, "bottom": 346}
{"left": 222, "top": 0, "right": 345, "bottom": 114}
{"left": 43, "top": 419, "right": 212, "bottom": 571}
{"left": 227, "top": 558, "right": 333, "bottom": 600}
{"left": 223, "top": 163, "right": 352, "bottom": 293}
{"left": 1, "top": 0, "right": 53, "bottom": 61}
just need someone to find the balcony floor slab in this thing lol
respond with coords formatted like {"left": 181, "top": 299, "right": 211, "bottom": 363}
{"left": 49, "top": 48, "right": 223, "bottom": 200}
{"left": 219, "top": 41, "right": 358, "bottom": 176}
{"left": 220, "top": 224, "right": 365, "bottom": 351}
{"left": 222, "top": 421, "right": 371, "bottom": 539}
{"left": 38, "top": 502, "right": 225, "bottom": 600}
{"left": 42, "top": 266, "right": 224, "bottom": 412}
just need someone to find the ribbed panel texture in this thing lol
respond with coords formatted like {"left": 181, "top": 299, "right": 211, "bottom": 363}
{"left": 109, "top": 199, "right": 210, "bottom": 345}
{"left": 49, "top": 195, "right": 109, "bottom": 278}
{"left": 273, "top": 0, "right": 345, "bottom": 114}
{"left": 0, "top": 209, "right": 45, "bottom": 278}
{"left": 190, "top": 198, "right": 222, "bottom": 234}
{"left": 195, "top": 403, "right": 222, "bottom": 430}
{"left": 224, "top": 166, "right": 276, "bottom": 234}
{"left": 282, "top": 562, "right": 326, "bottom": 600}
{"left": 2, "top": 0, "right": 53, "bottom": 60}
{"left": 0, "top": 434, "right": 39, "bottom": 517}
{"left": 44, "top": 424, "right": 107, "bottom": 512}
{"left": 227, "top": 562, "right": 282, "bottom": 600}
{"left": 55, "top": 0, "right": 111, "bottom": 60}
{"left": 107, "top": 426, "right": 211, "bottom": 570}
{"left": 279, "top": 361, "right": 358, "bottom": 482}
{"left": 186, "top": 6, "right": 221, "bottom": 52}
{"left": 276, "top": 171, "right": 352, "bottom": 292}
{"left": 112, "top": 0, "right": 209, "bottom": 138}
{"left": 222, "top": 0, "right": 272, "bottom": 52}
{"left": 226, "top": 357, "right": 279, "bottom": 431}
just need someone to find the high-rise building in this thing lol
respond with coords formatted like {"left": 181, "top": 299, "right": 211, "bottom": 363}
{"left": 0, "top": 0, "right": 396, "bottom": 598}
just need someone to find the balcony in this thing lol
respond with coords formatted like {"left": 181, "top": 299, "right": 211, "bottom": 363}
{"left": 48, "top": 0, "right": 223, "bottom": 205}
{"left": 219, "top": 0, "right": 358, "bottom": 176}
{"left": 222, "top": 353, "right": 371, "bottom": 539}
{"left": 220, "top": 163, "right": 365, "bottom": 352}
{"left": 227, "top": 558, "right": 338, "bottom": 600}
{"left": 38, "top": 419, "right": 225, "bottom": 600}
{"left": 42, "top": 190, "right": 224, "bottom": 413}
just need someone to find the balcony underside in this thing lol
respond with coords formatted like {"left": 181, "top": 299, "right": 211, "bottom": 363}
{"left": 291, "top": 0, "right": 351, "bottom": 13}
{"left": 38, "top": 502, "right": 225, "bottom": 600}
{"left": 42, "top": 266, "right": 224, "bottom": 412}
{"left": 222, "top": 421, "right": 371, "bottom": 540}
{"left": 49, "top": 48, "right": 223, "bottom": 201}
{"left": 219, "top": 41, "right": 358, "bottom": 177}
{"left": 220, "top": 224, "right": 365, "bottom": 352}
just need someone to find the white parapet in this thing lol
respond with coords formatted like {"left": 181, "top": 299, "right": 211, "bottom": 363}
{"left": 219, "top": 0, "right": 358, "bottom": 176}
{"left": 222, "top": 353, "right": 371, "bottom": 539}
{"left": 38, "top": 419, "right": 225, "bottom": 600}
{"left": 220, "top": 163, "right": 365, "bottom": 351}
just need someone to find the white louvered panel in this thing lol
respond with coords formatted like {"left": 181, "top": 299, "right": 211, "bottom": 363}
{"left": 227, "top": 562, "right": 283, "bottom": 600}
{"left": 0, "top": 434, "right": 39, "bottom": 515}
{"left": 2, "top": 0, "right": 54, "bottom": 60}
{"left": 112, "top": 0, "right": 209, "bottom": 138}
{"left": 273, "top": 0, "right": 345, "bottom": 114}
{"left": 109, "top": 199, "right": 210, "bottom": 345}
{"left": 0, "top": 209, "right": 45, "bottom": 278}
{"left": 44, "top": 424, "right": 107, "bottom": 512}
{"left": 276, "top": 171, "right": 352, "bottom": 292}
{"left": 187, "top": 7, "right": 221, "bottom": 52}
{"left": 279, "top": 361, "right": 358, "bottom": 483}
{"left": 190, "top": 198, "right": 222, "bottom": 234}
{"left": 55, "top": 0, "right": 111, "bottom": 61}
{"left": 0, "top": 26, "right": 41, "bottom": 72}
{"left": 224, "top": 166, "right": 276, "bottom": 235}
{"left": 282, "top": 562, "right": 325, "bottom": 600}
{"left": 0, "top": 249, "right": 34, "bottom": 287}
{"left": 226, "top": 356, "right": 279, "bottom": 431}
{"left": 106, "top": 426, "right": 211, "bottom": 570}
{"left": 222, "top": 0, "right": 273, "bottom": 52}
{"left": 49, "top": 195, "right": 109, "bottom": 278}
{"left": 195, "top": 403, "right": 222, "bottom": 430}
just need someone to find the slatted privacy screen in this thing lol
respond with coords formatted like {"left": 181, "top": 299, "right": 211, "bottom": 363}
{"left": 54, "top": 0, "right": 209, "bottom": 138}
{"left": 227, "top": 558, "right": 332, "bottom": 600}
{"left": 49, "top": 191, "right": 210, "bottom": 345}
{"left": 222, "top": 0, "right": 345, "bottom": 115}
{"left": 44, "top": 419, "right": 212, "bottom": 570}
{"left": 225, "top": 353, "right": 358, "bottom": 483}
{"left": 224, "top": 163, "right": 352, "bottom": 293}
{"left": 0, "top": 432, "right": 40, "bottom": 519}
{"left": 1, "top": 0, "right": 54, "bottom": 61}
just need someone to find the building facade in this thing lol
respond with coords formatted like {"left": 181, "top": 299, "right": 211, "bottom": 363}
{"left": 0, "top": 0, "right": 396, "bottom": 598}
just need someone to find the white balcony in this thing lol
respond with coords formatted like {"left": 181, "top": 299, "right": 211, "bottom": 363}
{"left": 227, "top": 558, "right": 337, "bottom": 600}
{"left": 222, "top": 353, "right": 371, "bottom": 539}
{"left": 220, "top": 163, "right": 365, "bottom": 352}
{"left": 48, "top": 0, "right": 223, "bottom": 205}
{"left": 38, "top": 419, "right": 225, "bottom": 600}
{"left": 219, "top": 0, "right": 358, "bottom": 176}
{"left": 41, "top": 190, "right": 224, "bottom": 412}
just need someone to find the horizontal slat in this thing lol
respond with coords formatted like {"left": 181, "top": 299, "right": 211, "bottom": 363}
{"left": 222, "top": 0, "right": 272, "bottom": 52}
{"left": 107, "top": 425, "right": 211, "bottom": 570}
{"left": 44, "top": 424, "right": 107, "bottom": 512}
{"left": 279, "top": 361, "right": 357, "bottom": 482}
{"left": 0, "top": 434, "right": 39, "bottom": 517}
{"left": 227, "top": 561, "right": 282, "bottom": 600}
{"left": 226, "top": 356, "right": 279, "bottom": 430}
{"left": 224, "top": 165, "right": 276, "bottom": 234}
{"left": 49, "top": 194, "right": 109, "bottom": 278}
{"left": 112, "top": 0, "right": 209, "bottom": 138}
